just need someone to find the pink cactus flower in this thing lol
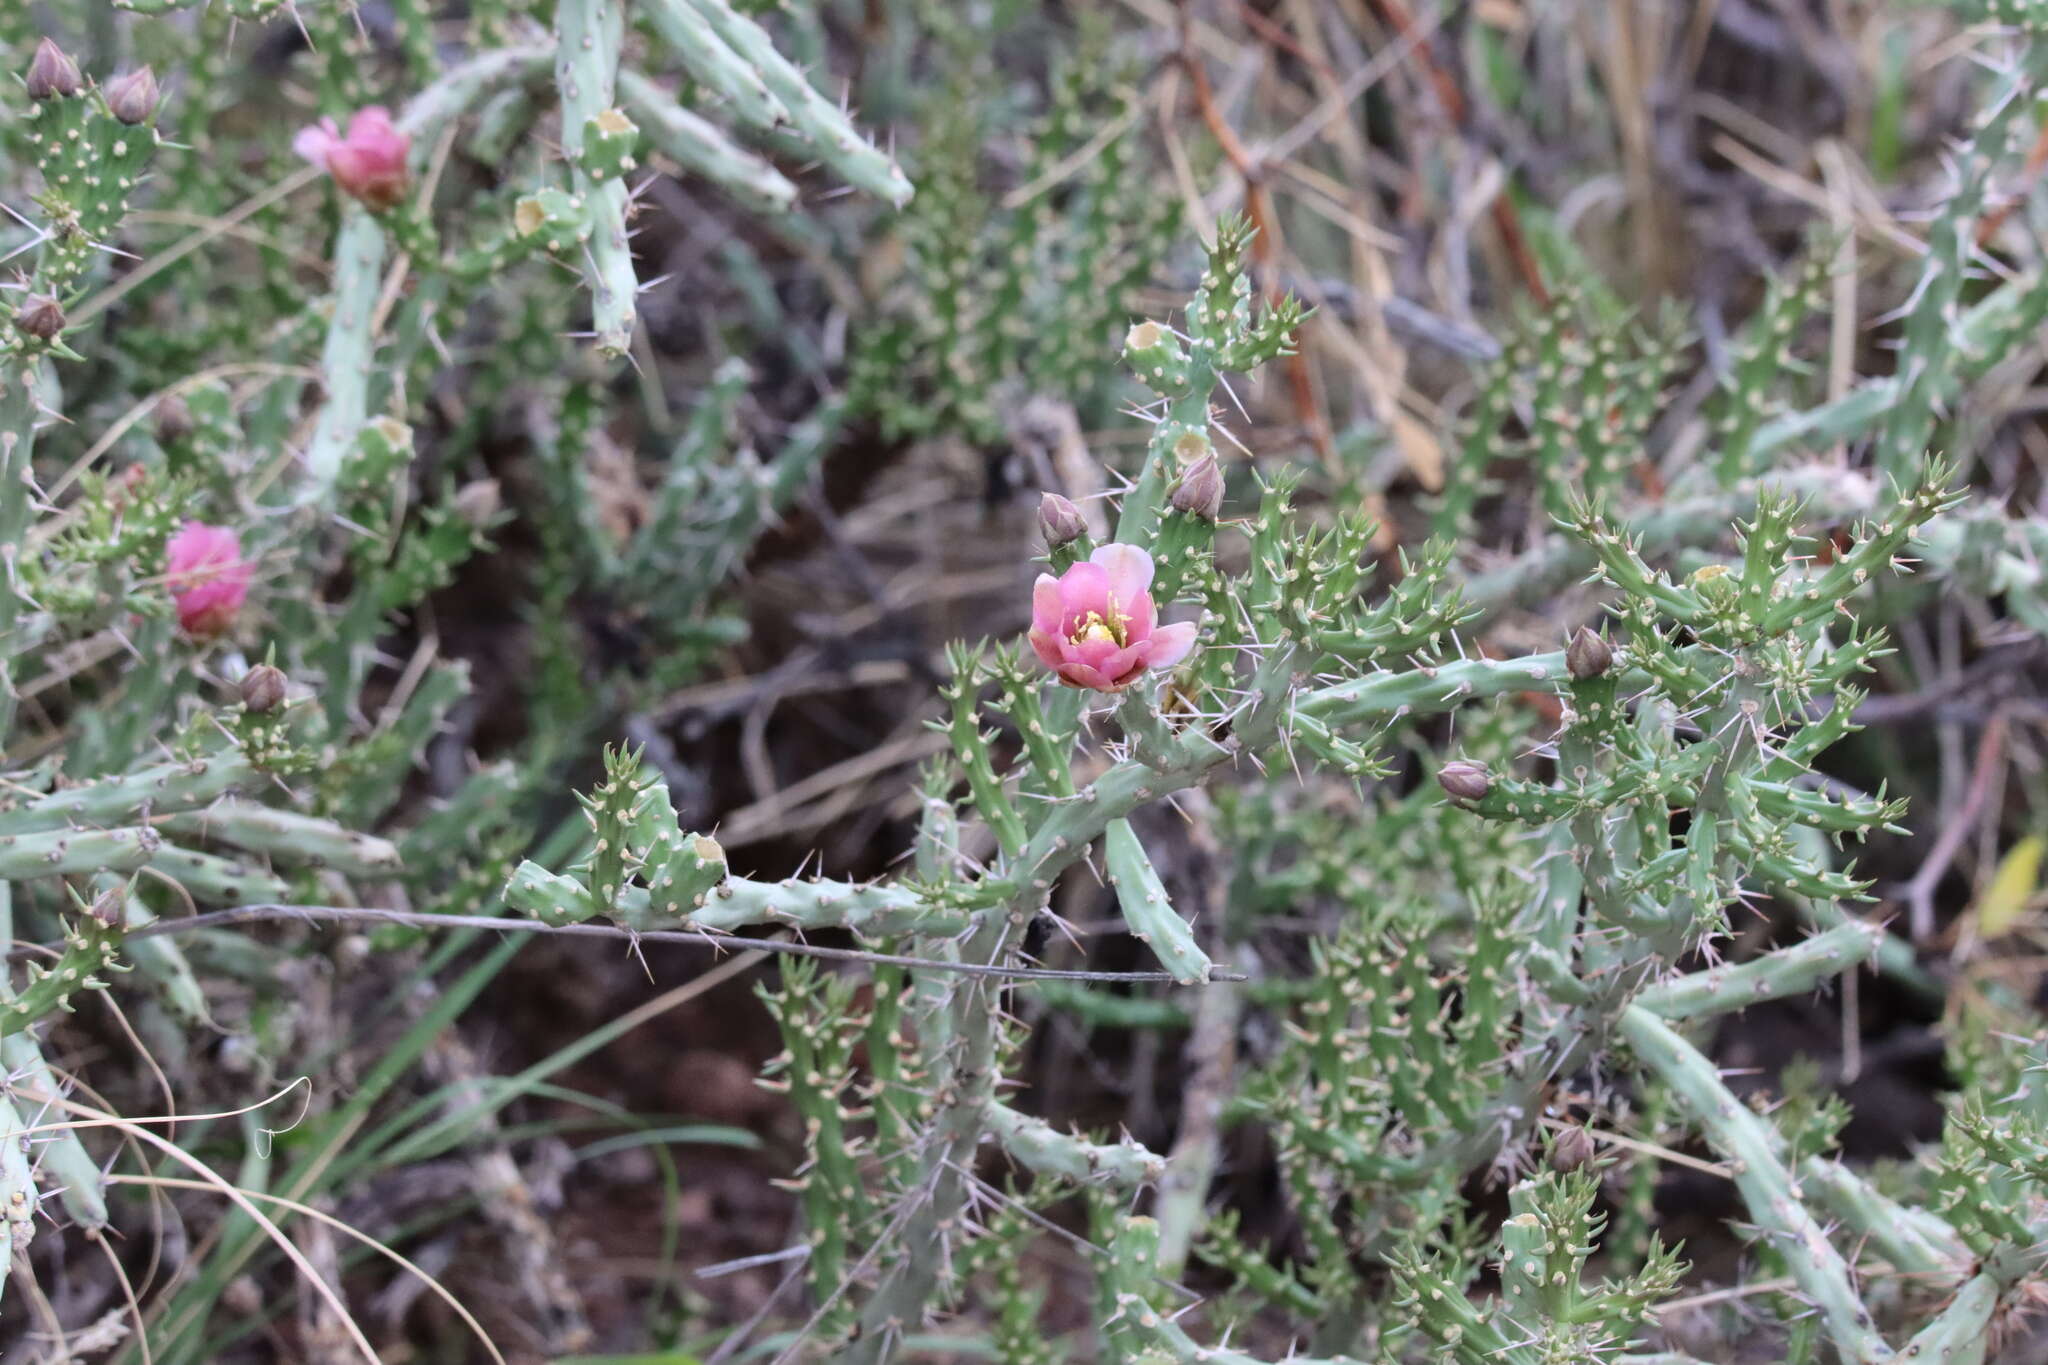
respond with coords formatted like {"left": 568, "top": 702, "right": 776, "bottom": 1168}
{"left": 1028, "top": 543, "right": 1197, "bottom": 691}
{"left": 294, "top": 106, "right": 410, "bottom": 211}
{"left": 164, "top": 522, "right": 252, "bottom": 638}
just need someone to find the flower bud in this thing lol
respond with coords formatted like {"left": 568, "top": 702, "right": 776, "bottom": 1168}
{"left": 85, "top": 885, "right": 124, "bottom": 928}
{"left": 13, "top": 294, "right": 64, "bottom": 341}
{"left": 154, "top": 394, "right": 193, "bottom": 445}
{"left": 239, "top": 663, "right": 287, "bottom": 713}
{"left": 1169, "top": 453, "right": 1223, "bottom": 521}
{"left": 105, "top": 66, "right": 160, "bottom": 124}
{"left": 452, "top": 478, "right": 502, "bottom": 529}
{"left": 1038, "top": 492, "right": 1087, "bottom": 548}
{"left": 1437, "top": 760, "right": 1492, "bottom": 802}
{"left": 25, "top": 39, "right": 83, "bottom": 101}
{"left": 1566, "top": 626, "right": 1612, "bottom": 680}
{"left": 1548, "top": 1125, "right": 1598, "bottom": 1173}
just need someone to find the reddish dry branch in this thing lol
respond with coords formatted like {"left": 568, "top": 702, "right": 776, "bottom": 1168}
{"left": 1179, "top": 17, "right": 1334, "bottom": 462}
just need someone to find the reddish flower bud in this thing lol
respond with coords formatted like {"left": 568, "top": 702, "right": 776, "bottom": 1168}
{"left": 1437, "top": 760, "right": 1492, "bottom": 802}
{"left": 452, "top": 478, "right": 502, "bottom": 529}
{"left": 239, "top": 663, "right": 288, "bottom": 713}
{"left": 25, "top": 39, "right": 83, "bottom": 101}
{"left": 294, "top": 106, "right": 411, "bottom": 211}
{"left": 1566, "top": 626, "right": 1613, "bottom": 680}
{"left": 105, "top": 66, "right": 160, "bottom": 124}
{"left": 1039, "top": 492, "right": 1087, "bottom": 548}
{"left": 13, "top": 294, "right": 64, "bottom": 341}
{"left": 1548, "top": 1126, "right": 1598, "bottom": 1173}
{"left": 1169, "top": 453, "right": 1223, "bottom": 521}
{"left": 154, "top": 394, "right": 193, "bottom": 445}
{"left": 164, "top": 521, "right": 253, "bottom": 638}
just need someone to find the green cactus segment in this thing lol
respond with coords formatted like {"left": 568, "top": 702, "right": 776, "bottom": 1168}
{"left": 1798, "top": 1157, "right": 1968, "bottom": 1279}
{"left": 398, "top": 44, "right": 554, "bottom": 152}
{"left": 158, "top": 803, "right": 401, "bottom": 877}
{"left": 1299, "top": 651, "right": 1568, "bottom": 731}
{"left": 2, "top": 915, "right": 125, "bottom": 1041}
{"left": 1896, "top": 1271, "right": 1997, "bottom": 1365}
{"left": 1633, "top": 920, "right": 1886, "bottom": 1021}
{"left": 556, "top": 0, "right": 637, "bottom": 358}
{"left": 984, "top": 1101, "right": 1165, "bottom": 1188}
{"left": 578, "top": 107, "right": 641, "bottom": 180}
{"left": 676, "top": 0, "right": 912, "bottom": 206}
{"left": 26, "top": 63, "right": 162, "bottom": 292}
{"left": 505, "top": 748, "right": 948, "bottom": 936}
{"left": 1618, "top": 1005, "right": 1889, "bottom": 1365}
{"left": 1, "top": 1032, "right": 108, "bottom": 1228}
{"left": 0, "top": 1095, "right": 39, "bottom": 1271}
{"left": 0, "top": 826, "right": 160, "bottom": 878}
{"left": 617, "top": 70, "right": 797, "bottom": 213}
{"left": 1104, "top": 818, "right": 1209, "bottom": 985}
{"left": 143, "top": 846, "right": 292, "bottom": 906}
{"left": 757, "top": 959, "right": 870, "bottom": 1341}
{"left": 303, "top": 210, "right": 390, "bottom": 500}
{"left": 640, "top": 0, "right": 789, "bottom": 132}
{"left": 1114, "top": 219, "right": 1303, "bottom": 549}
{"left": 116, "top": 891, "right": 212, "bottom": 1028}
{"left": 0, "top": 753, "right": 253, "bottom": 834}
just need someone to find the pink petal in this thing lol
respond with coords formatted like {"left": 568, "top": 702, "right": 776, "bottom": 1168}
{"left": 347, "top": 106, "right": 395, "bottom": 140}
{"left": 1055, "top": 662, "right": 1114, "bottom": 690}
{"left": 1091, "top": 542, "right": 1154, "bottom": 605}
{"left": 1121, "top": 588, "right": 1156, "bottom": 644}
{"left": 293, "top": 120, "right": 340, "bottom": 167}
{"left": 1067, "top": 635, "right": 1139, "bottom": 681}
{"left": 1056, "top": 561, "right": 1111, "bottom": 634}
{"left": 1142, "top": 621, "right": 1198, "bottom": 671}
{"left": 1031, "top": 575, "right": 1065, "bottom": 636}
{"left": 1027, "top": 628, "right": 1065, "bottom": 671}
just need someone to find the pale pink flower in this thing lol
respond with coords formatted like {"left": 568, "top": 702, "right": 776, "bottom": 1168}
{"left": 164, "top": 522, "right": 252, "bottom": 638}
{"left": 294, "top": 106, "right": 410, "bottom": 210}
{"left": 1028, "top": 543, "right": 1196, "bottom": 691}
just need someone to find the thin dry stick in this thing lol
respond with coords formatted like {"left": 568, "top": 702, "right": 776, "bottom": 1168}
{"left": 60, "top": 904, "right": 1245, "bottom": 983}
{"left": 1904, "top": 706, "right": 2011, "bottom": 941}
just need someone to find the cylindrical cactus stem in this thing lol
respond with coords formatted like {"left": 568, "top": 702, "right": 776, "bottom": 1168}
{"left": 1104, "top": 819, "right": 1211, "bottom": 985}
{"left": 1799, "top": 1156, "right": 1969, "bottom": 1278}
{"left": 158, "top": 803, "right": 401, "bottom": 877}
{"left": 0, "top": 753, "right": 253, "bottom": 834}
{"left": 983, "top": 1101, "right": 1166, "bottom": 1188}
{"left": 143, "top": 845, "right": 292, "bottom": 906}
{"left": 556, "top": 0, "right": 637, "bottom": 358}
{"left": 303, "top": 210, "right": 389, "bottom": 500}
{"left": 1618, "top": 1005, "right": 1889, "bottom": 1364}
{"left": 0, "top": 826, "right": 160, "bottom": 878}
{"left": 617, "top": 70, "right": 798, "bottom": 214}
{"left": 98, "top": 875, "right": 211, "bottom": 1027}
{"left": 1300, "top": 650, "right": 1569, "bottom": 731}
{"left": 397, "top": 45, "right": 553, "bottom": 152}
{"left": 0, "top": 1095, "right": 40, "bottom": 1272}
{"left": 2, "top": 1032, "right": 108, "bottom": 1229}
{"left": 2, "top": 917, "right": 125, "bottom": 1041}
{"left": 639, "top": 0, "right": 788, "bottom": 132}
{"left": 1632, "top": 920, "right": 1886, "bottom": 1021}
{"left": 678, "top": 0, "right": 913, "bottom": 206}
{"left": 1898, "top": 1271, "right": 1997, "bottom": 1364}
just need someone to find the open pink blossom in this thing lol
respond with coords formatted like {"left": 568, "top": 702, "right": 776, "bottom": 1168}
{"left": 1028, "top": 543, "right": 1196, "bottom": 691}
{"left": 294, "top": 106, "right": 410, "bottom": 210}
{"left": 164, "top": 522, "right": 252, "bottom": 638}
